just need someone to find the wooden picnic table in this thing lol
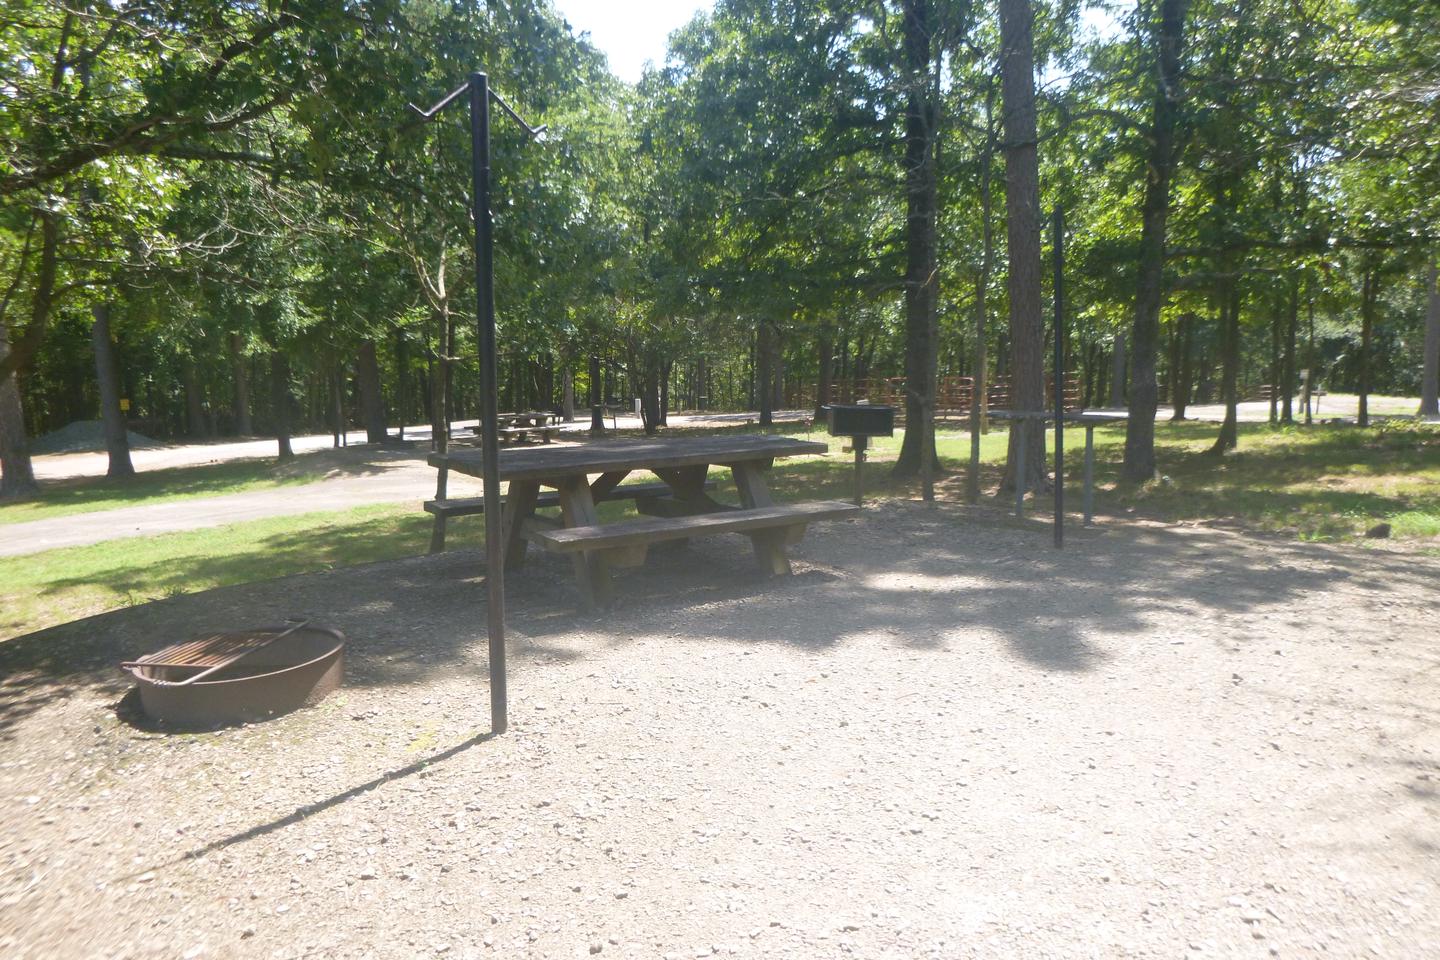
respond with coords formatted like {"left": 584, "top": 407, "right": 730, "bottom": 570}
{"left": 460, "top": 411, "right": 562, "bottom": 444}
{"left": 498, "top": 411, "right": 560, "bottom": 428}
{"left": 430, "top": 434, "right": 857, "bottom": 607}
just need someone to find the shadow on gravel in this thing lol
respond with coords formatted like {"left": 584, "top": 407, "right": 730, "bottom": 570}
{"left": 110, "top": 728, "right": 501, "bottom": 885}
{"left": 3, "top": 501, "right": 1434, "bottom": 741}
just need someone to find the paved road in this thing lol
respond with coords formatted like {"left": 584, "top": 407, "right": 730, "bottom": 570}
{"left": 0, "top": 456, "right": 459, "bottom": 558}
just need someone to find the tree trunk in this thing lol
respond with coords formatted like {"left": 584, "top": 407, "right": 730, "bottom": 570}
{"left": 1303, "top": 287, "right": 1315, "bottom": 424}
{"left": 429, "top": 319, "right": 447, "bottom": 450}
{"left": 1421, "top": 259, "right": 1439, "bottom": 418}
{"left": 1109, "top": 333, "right": 1127, "bottom": 407}
{"left": 1282, "top": 277, "right": 1298, "bottom": 423}
{"left": 0, "top": 317, "right": 38, "bottom": 499}
{"left": 182, "top": 355, "right": 208, "bottom": 438}
{"left": 968, "top": 81, "right": 998, "bottom": 502}
{"left": 660, "top": 358, "right": 672, "bottom": 425}
{"left": 816, "top": 321, "right": 834, "bottom": 418}
{"left": 588, "top": 352, "right": 605, "bottom": 434}
{"left": 771, "top": 345, "right": 784, "bottom": 412}
{"left": 997, "top": 0, "right": 1044, "bottom": 494}
{"left": 1123, "top": 0, "right": 1188, "bottom": 481}
{"left": 356, "top": 339, "right": 387, "bottom": 443}
{"left": 1209, "top": 280, "right": 1242, "bottom": 454}
{"left": 333, "top": 361, "right": 347, "bottom": 449}
{"left": 894, "top": 0, "right": 941, "bottom": 489}
{"left": 0, "top": 212, "right": 58, "bottom": 386}
{"left": 1359, "top": 268, "right": 1376, "bottom": 427}
{"left": 1093, "top": 346, "right": 1107, "bottom": 411}
{"left": 271, "top": 350, "right": 293, "bottom": 461}
{"left": 639, "top": 357, "right": 662, "bottom": 436}
{"left": 1268, "top": 303, "right": 1281, "bottom": 424}
{"left": 1171, "top": 312, "right": 1194, "bottom": 420}
{"left": 229, "top": 332, "right": 252, "bottom": 436}
{"left": 395, "top": 331, "right": 408, "bottom": 441}
{"left": 561, "top": 362, "right": 576, "bottom": 421}
{"left": 757, "top": 322, "right": 774, "bottom": 426}
{"left": 92, "top": 304, "right": 134, "bottom": 478}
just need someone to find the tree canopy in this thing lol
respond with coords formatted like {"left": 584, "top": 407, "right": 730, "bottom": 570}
{"left": 2, "top": 0, "right": 1437, "bottom": 498}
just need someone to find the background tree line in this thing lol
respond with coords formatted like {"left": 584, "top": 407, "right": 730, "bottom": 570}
{"left": 2, "top": 0, "right": 1437, "bottom": 501}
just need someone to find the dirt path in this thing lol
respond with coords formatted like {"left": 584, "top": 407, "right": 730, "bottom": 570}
{"left": 1, "top": 504, "right": 1435, "bottom": 958}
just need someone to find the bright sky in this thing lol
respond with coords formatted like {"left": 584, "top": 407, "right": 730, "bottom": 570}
{"left": 551, "top": 1, "right": 1120, "bottom": 86}
{"left": 551, "top": 0, "right": 714, "bottom": 84}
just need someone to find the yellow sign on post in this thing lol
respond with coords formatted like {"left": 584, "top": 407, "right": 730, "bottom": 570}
{"left": 119, "top": 399, "right": 130, "bottom": 413}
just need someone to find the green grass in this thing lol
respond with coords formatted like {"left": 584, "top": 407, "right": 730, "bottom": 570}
{"left": 761, "top": 418, "right": 1440, "bottom": 542}
{"left": 1086, "top": 419, "right": 1440, "bottom": 540}
{"left": 0, "top": 454, "right": 330, "bottom": 527}
{"left": 0, "top": 503, "right": 432, "bottom": 639}
{"left": 4, "top": 417, "right": 1435, "bottom": 642}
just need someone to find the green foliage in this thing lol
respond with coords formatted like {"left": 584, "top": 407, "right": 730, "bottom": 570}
{"left": 1, "top": 0, "right": 1436, "bottom": 482}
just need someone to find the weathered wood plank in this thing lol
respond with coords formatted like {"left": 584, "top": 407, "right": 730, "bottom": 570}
{"left": 423, "top": 480, "right": 705, "bottom": 518}
{"left": 527, "top": 501, "right": 859, "bottom": 553}
{"left": 731, "top": 461, "right": 786, "bottom": 574}
{"left": 556, "top": 475, "right": 613, "bottom": 608}
{"left": 432, "top": 434, "right": 826, "bottom": 482}
{"left": 501, "top": 481, "right": 540, "bottom": 566}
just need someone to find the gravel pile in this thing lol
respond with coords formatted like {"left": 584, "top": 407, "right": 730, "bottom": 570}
{"left": 31, "top": 419, "right": 161, "bottom": 455}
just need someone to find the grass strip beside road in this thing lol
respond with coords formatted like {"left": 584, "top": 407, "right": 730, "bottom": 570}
{"left": 0, "top": 455, "right": 329, "bottom": 527}
{"left": 770, "top": 419, "right": 1440, "bottom": 540}
{"left": 0, "top": 503, "right": 432, "bottom": 641}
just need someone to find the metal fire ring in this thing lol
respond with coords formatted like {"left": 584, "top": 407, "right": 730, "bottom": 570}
{"left": 121, "top": 621, "right": 345, "bottom": 729}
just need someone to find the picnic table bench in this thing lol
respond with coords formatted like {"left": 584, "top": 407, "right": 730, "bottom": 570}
{"left": 429, "top": 434, "right": 857, "bottom": 607}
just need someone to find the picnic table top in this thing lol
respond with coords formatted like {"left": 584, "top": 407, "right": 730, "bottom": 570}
{"left": 432, "top": 434, "right": 827, "bottom": 482}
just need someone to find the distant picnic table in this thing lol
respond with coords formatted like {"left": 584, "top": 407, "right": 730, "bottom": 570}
{"left": 459, "top": 411, "right": 562, "bottom": 444}
{"left": 429, "top": 434, "right": 857, "bottom": 607}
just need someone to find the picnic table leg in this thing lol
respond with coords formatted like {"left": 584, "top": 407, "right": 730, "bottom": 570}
{"left": 557, "top": 476, "right": 613, "bottom": 609}
{"left": 651, "top": 465, "right": 725, "bottom": 512}
{"left": 731, "top": 462, "right": 792, "bottom": 576}
{"left": 502, "top": 481, "right": 540, "bottom": 566}
{"left": 589, "top": 470, "right": 633, "bottom": 501}
{"left": 643, "top": 465, "right": 722, "bottom": 547}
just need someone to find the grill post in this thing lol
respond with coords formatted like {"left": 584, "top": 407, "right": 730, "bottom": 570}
{"left": 852, "top": 435, "right": 868, "bottom": 506}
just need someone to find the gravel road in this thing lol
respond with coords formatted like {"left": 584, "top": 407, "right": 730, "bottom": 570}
{"left": 1, "top": 502, "right": 1435, "bottom": 959}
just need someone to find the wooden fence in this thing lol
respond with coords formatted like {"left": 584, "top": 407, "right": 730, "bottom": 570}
{"left": 787, "top": 376, "right": 1083, "bottom": 419}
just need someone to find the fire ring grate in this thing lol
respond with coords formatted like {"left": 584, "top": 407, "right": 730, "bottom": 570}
{"left": 120, "top": 620, "right": 345, "bottom": 728}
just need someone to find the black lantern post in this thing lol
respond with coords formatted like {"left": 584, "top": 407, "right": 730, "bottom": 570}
{"left": 409, "top": 72, "right": 547, "bottom": 735}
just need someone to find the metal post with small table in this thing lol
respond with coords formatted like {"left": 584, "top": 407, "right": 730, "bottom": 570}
{"left": 985, "top": 409, "right": 1129, "bottom": 529}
